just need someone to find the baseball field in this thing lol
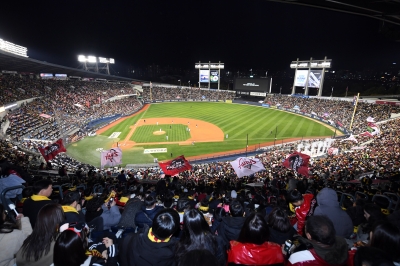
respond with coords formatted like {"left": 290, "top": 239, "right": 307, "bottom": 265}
{"left": 66, "top": 102, "right": 336, "bottom": 166}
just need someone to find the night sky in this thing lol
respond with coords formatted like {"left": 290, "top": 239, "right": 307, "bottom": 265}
{"left": 0, "top": 0, "right": 399, "bottom": 74}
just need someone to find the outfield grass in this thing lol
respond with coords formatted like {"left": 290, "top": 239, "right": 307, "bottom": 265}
{"left": 66, "top": 102, "right": 334, "bottom": 166}
{"left": 131, "top": 124, "right": 190, "bottom": 143}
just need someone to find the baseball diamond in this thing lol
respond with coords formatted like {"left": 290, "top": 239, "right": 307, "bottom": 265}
{"left": 65, "top": 102, "right": 337, "bottom": 166}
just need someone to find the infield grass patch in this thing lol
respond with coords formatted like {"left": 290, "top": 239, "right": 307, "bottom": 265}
{"left": 131, "top": 124, "right": 190, "bottom": 143}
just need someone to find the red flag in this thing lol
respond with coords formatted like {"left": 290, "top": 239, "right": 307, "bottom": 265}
{"left": 158, "top": 155, "right": 192, "bottom": 176}
{"left": 38, "top": 139, "right": 67, "bottom": 161}
{"left": 282, "top": 151, "right": 310, "bottom": 177}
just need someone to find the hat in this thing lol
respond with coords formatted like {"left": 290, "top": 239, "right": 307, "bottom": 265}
{"left": 231, "top": 190, "right": 237, "bottom": 199}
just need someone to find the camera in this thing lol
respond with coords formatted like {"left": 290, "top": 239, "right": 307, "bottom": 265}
{"left": 107, "top": 197, "right": 114, "bottom": 207}
{"left": 284, "top": 240, "right": 293, "bottom": 253}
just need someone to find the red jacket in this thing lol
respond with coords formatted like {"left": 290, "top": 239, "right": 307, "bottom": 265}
{"left": 295, "top": 194, "right": 315, "bottom": 236}
{"left": 227, "top": 241, "right": 284, "bottom": 265}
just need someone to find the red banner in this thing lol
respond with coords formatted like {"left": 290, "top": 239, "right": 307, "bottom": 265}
{"left": 282, "top": 151, "right": 310, "bottom": 177}
{"left": 38, "top": 139, "right": 67, "bottom": 162}
{"left": 158, "top": 155, "right": 192, "bottom": 176}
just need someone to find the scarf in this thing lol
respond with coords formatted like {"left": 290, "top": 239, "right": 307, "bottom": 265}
{"left": 31, "top": 195, "right": 50, "bottom": 201}
{"left": 84, "top": 196, "right": 93, "bottom": 201}
{"left": 148, "top": 227, "right": 170, "bottom": 243}
{"left": 62, "top": 205, "right": 79, "bottom": 214}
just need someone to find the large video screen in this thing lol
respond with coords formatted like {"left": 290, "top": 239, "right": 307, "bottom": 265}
{"left": 294, "top": 70, "right": 308, "bottom": 87}
{"left": 210, "top": 70, "right": 219, "bottom": 83}
{"left": 308, "top": 70, "right": 322, "bottom": 88}
{"left": 234, "top": 78, "right": 270, "bottom": 92}
{"left": 200, "top": 70, "right": 209, "bottom": 83}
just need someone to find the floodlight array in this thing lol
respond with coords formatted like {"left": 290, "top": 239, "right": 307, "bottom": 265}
{"left": 78, "top": 55, "right": 115, "bottom": 64}
{"left": 0, "top": 38, "right": 28, "bottom": 57}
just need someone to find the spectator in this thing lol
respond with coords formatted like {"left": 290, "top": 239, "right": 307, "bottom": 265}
{"left": 369, "top": 221, "right": 400, "bottom": 264}
{"left": 175, "top": 209, "right": 225, "bottom": 265}
{"left": 16, "top": 203, "right": 64, "bottom": 266}
{"left": 118, "top": 195, "right": 144, "bottom": 230}
{"left": 135, "top": 195, "right": 164, "bottom": 229}
{"left": 313, "top": 188, "right": 353, "bottom": 238}
{"left": 53, "top": 225, "right": 118, "bottom": 266}
{"left": 215, "top": 200, "right": 246, "bottom": 248}
{"left": 62, "top": 191, "right": 85, "bottom": 224}
{"left": 353, "top": 247, "right": 395, "bottom": 266}
{"left": 286, "top": 190, "right": 315, "bottom": 236}
{"left": 266, "top": 207, "right": 296, "bottom": 245}
{"left": 355, "top": 203, "right": 386, "bottom": 242}
{"left": 119, "top": 208, "right": 180, "bottom": 266}
{"left": 22, "top": 179, "right": 53, "bottom": 228}
{"left": 100, "top": 196, "right": 121, "bottom": 231}
{"left": 117, "top": 170, "right": 127, "bottom": 183}
{"left": 0, "top": 204, "right": 32, "bottom": 266}
{"left": 227, "top": 212, "right": 284, "bottom": 265}
{"left": 286, "top": 215, "right": 348, "bottom": 266}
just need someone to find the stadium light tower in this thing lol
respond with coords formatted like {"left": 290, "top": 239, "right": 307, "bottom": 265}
{"left": 78, "top": 55, "right": 115, "bottom": 75}
{"left": 195, "top": 61, "right": 224, "bottom": 90}
{"left": 290, "top": 56, "right": 331, "bottom": 96}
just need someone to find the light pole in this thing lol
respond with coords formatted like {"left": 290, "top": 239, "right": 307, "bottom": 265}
{"left": 280, "top": 86, "right": 282, "bottom": 94}
{"left": 178, "top": 79, "right": 181, "bottom": 86}
{"left": 188, "top": 80, "right": 190, "bottom": 87}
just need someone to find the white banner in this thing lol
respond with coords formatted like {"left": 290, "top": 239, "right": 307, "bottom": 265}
{"left": 250, "top": 92, "right": 267, "bottom": 97}
{"left": 101, "top": 147, "right": 122, "bottom": 168}
{"left": 230, "top": 157, "right": 266, "bottom": 178}
{"left": 144, "top": 148, "right": 167, "bottom": 154}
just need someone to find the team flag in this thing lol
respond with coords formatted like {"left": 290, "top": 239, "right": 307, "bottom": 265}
{"left": 100, "top": 147, "right": 123, "bottom": 168}
{"left": 230, "top": 157, "right": 266, "bottom": 178}
{"left": 158, "top": 155, "right": 192, "bottom": 176}
{"left": 360, "top": 117, "right": 380, "bottom": 137}
{"left": 38, "top": 139, "right": 67, "bottom": 162}
{"left": 341, "top": 134, "right": 358, "bottom": 143}
{"left": 282, "top": 151, "right": 310, "bottom": 177}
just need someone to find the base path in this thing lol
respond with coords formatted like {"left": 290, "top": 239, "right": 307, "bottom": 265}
{"left": 96, "top": 104, "right": 150, "bottom": 135}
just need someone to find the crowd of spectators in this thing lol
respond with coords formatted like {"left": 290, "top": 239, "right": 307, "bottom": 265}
{"left": 142, "top": 86, "right": 235, "bottom": 102}
{"left": 263, "top": 95, "right": 400, "bottom": 134}
{"left": 1, "top": 75, "right": 400, "bottom": 265}
{"left": 0, "top": 75, "right": 141, "bottom": 154}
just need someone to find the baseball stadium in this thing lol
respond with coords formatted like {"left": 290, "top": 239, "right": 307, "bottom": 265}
{"left": 2, "top": 1, "right": 400, "bottom": 265}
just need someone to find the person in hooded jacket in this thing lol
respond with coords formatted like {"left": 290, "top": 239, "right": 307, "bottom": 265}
{"left": 215, "top": 200, "right": 245, "bottom": 248}
{"left": 286, "top": 215, "right": 348, "bottom": 266}
{"left": 313, "top": 188, "right": 353, "bottom": 238}
{"left": 118, "top": 208, "right": 180, "bottom": 266}
{"left": 134, "top": 195, "right": 164, "bottom": 230}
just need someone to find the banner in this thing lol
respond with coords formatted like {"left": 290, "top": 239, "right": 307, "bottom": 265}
{"left": 158, "top": 155, "right": 192, "bottom": 176}
{"left": 38, "top": 139, "right": 67, "bottom": 162}
{"left": 230, "top": 157, "right": 266, "bottom": 178}
{"left": 101, "top": 147, "right": 123, "bottom": 168}
{"left": 282, "top": 151, "right": 310, "bottom": 177}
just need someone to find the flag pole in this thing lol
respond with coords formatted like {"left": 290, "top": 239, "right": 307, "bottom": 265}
{"left": 246, "top": 134, "right": 248, "bottom": 157}
{"left": 349, "top": 93, "right": 360, "bottom": 131}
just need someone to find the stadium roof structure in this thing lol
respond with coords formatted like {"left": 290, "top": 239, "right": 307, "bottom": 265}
{"left": 265, "top": 0, "right": 400, "bottom": 26}
{"left": 0, "top": 50, "right": 137, "bottom": 82}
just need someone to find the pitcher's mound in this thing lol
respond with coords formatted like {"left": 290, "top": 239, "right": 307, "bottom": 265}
{"left": 153, "top": 131, "right": 166, "bottom": 135}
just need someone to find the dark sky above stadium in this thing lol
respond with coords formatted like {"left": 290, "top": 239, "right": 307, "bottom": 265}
{"left": 0, "top": 0, "right": 399, "bottom": 73}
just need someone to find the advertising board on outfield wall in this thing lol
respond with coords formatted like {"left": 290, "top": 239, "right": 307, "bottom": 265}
{"left": 144, "top": 148, "right": 167, "bottom": 154}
